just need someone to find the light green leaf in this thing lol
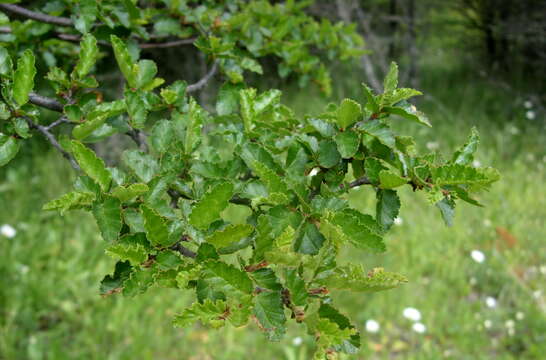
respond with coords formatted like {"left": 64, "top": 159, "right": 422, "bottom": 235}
{"left": 452, "top": 127, "right": 479, "bottom": 165}
{"left": 383, "top": 61, "right": 398, "bottom": 93}
{"left": 334, "top": 130, "right": 360, "bottom": 159}
{"left": 216, "top": 82, "right": 242, "bottom": 115}
{"left": 362, "top": 83, "right": 379, "bottom": 113}
{"left": 0, "top": 135, "right": 20, "bottom": 167}
{"left": 384, "top": 104, "right": 431, "bottom": 127}
{"left": 13, "top": 49, "right": 36, "bottom": 106}
{"left": 207, "top": 224, "right": 254, "bottom": 249}
{"left": 173, "top": 299, "right": 228, "bottom": 329}
{"left": 436, "top": 197, "right": 455, "bottom": 226}
{"left": 74, "top": 33, "right": 98, "bottom": 79}
{"left": 330, "top": 209, "right": 385, "bottom": 252}
{"left": 185, "top": 98, "right": 204, "bottom": 154}
{"left": 125, "top": 90, "right": 148, "bottom": 129}
{"left": 383, "top": 88, "right": 422, "bottom": 106}
{"left": 42, "top": 191, "right": 95, "bottom": 215}
{"left": 92, "top": 196, "right": 122, "bottom": 242}
{"left": 255, "top": 89, "right": 281, "bottom": 114}
{"left": 0, "top": 46, "right": 13, "bottom": 76}
{"left": 189, "top": 182, "right": 234, "bottom": 230}
{"left": 379, "top": 170, "right": 407, "bottom": 189}
{"left": 294, "top": 221, "right": 325, "bottom": 255}
{"left": 252, "top": 161, "right": 290, "bottom": 204}
{"left": 376, "top": 189, "right": 400, "bottom": 230}
{"left": 284, "top": 269, "right": 307, "bottom": 306}
{"left": 431, "top": 164, "right": 500, "bottom": 189}
{"left": 141, "top": 204, "right": 172, "bottom": 246}
{"left": 240, "top": 88, "right": 256, "bottom": 132}
{"left": 110, "top": 35, "right": 136, "bottom": 87}
{"left": 71, "top": 140, "right": 112, "bottom": 191}
{"left": 314, "top": 319, "right": 357, "bottom": 358}
{"left": 150, "top": 119, "right": 173, "bottom": 154}
{"left": 111, "top": 183, "right": 149, "bottom": 202}
{"left": 318, "top": 304, "right": 360, "bottom": 354}
{"left": 122, "top": 149, "right": 159, "bottom": 183}
{"left": 106, "top": 242, "right": 148, "bottom": 266}
{"left": 202, "top": 260, "right": 253, "bottom": 294}
{"left": 337, "top": 98, "right": 361, "bottom": 129}
{"left": 358, "top": 120, "right": 395, "bottom": 148}
{"left": 253, "top": 291, "right": 286, "bottom": 341}
{"left": 318, "top": 265, "right": 407, "bottom": 292}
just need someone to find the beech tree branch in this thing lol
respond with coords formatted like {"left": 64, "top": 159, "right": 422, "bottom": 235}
{"left": 348, "top": 176, "right": 372, "bottom": 188}
{"left": 29, "top": 92, "right": 64, "bottom": 112}
{"left": 0, "top": 4, "right": 73, "bottom": 27}
{"left": 25, "top": 118, "right": 80, "bottom": 171}
{"left": 186, "top": 61, "right": 219, "bottom": 93}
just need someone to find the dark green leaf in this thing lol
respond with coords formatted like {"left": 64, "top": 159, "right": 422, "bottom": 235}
{"left": 92, "top": 196, "right": 122, "bottom": 242}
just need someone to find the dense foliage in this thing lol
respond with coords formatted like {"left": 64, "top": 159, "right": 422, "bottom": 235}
{"left": 0, "top": 1, "right": 499, "bottom": 358}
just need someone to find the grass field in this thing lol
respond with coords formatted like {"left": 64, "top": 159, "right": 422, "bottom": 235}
{"left": 1, "top": 59, "right": 545, "bottom": 359}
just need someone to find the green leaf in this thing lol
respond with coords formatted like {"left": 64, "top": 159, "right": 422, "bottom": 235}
{"left": 364, "top": 157, "right": 386, "bottom": 184}
{"left": 383, "top": 88, "right": 422, "bottom": 106}
{"left": 314, "top": 318, "right": 357, "bottom": 358}
{"left": 318, "top": 304, "right": 360, "bottom": 354}
{"left": 383, "top": 61, "right": 398, "bottom": 93}
{"left": 284, "top": 269, "right": 308, "bottom": 306}
{"left": 294, "top": 221, "right": 325, "bottom": 255}
{"left": 379, "top": 170, "right": 407, "bottom": 189}
{"left": 0, "top": 135, "right": 20, "bottom": 167}
{"left": 317, "top": 139, "right": 341, "bottom": 168}
{"left": 337, "top": 98, "right": 361, "bottom": 129}
{"left": 111, "top": 183, "right": 149, "bottom": 202}
{"left": 110, "top": 35, "right": 136, "bottom": 87}
{"left": 452, "top": 127, "right": 479, "bottom": 165}
{"left": 330, "top": 209, "right": 385, "bottom": 252}
{"left": 362, "top": 83, "right": 379, "bottom": 113}
{"left": 92, "top": 196, "right": 122, "bottom": 242}
{"left": 100, "top": 260, "right": 132, "bottom": 295}
{"left": 185, "top": 98, "right": 204, "bottom": 155}
{"left": 106, "top": 241, "right": 148, "bottom": 266}
{"left": 73, "top": 33, "right": 98, "bottom": 79}
{"left": 384, "top": 104, "right": 431, "bottom": 127}
{"left": 251, "top": 268, "right": 282, "bottom": 291}
{"left": 173, "top": 299, "right": 228, "bottom": 329}
{"left": 431, "top": 164, "right": 500, "bottom": 189}
{"left": 216, "top": 82, "right": 242, "bottom": 115}
{"left": 156, "top": 250, "right": 184, "bottom": 270}
{"left": 376, "top": 189, "right": 400, "bottom": 230}
{"left": 318, "top": 265, "right": 407, "bottom": 292}
{"left": 141, "top": 204, "right": 172, "bottom": 246}
{"left": 122, "top": 149, "right": 159, "bottom": 183}
{"left": 252, "top": 161, "right": 290, "bottom": 204}
{"left": 436, "top": 197, "right": 455, "bottom": 226}
{"left": 255, "top": 89, "right": 281, "bottom": 114}
{"left": 13, "top": 49, "right": 36, "bottom": 106}
{"left": 135, "top": 59, "right": 162, "bottom": 89}
{"left": 253, "top": 291, "right": 286, "bottom": 341}
{"left": 71, "top": 140, "right": 112, "bottom": 191}
{"left": 334, "top": 130, "right": 360, "bottom": 159}
{"left": 150, "top": 119, "right": 173, "bottom": 154}
{"left": 207, "top": 224, "right": 254, "bottom": 249}
{"left": 125, "top": 90, "right": 149, "bottom": 129}
{"left": 189, "top": 182, "right": 234, "bottom": 230}
{"left": 43, "top": 191, "right": 95, "bottom": 215}
{"left": 0, "top": 46, "right": 13, "bottom": 76}
{"left": 202, "top": 260, "right": 253, "bottom": 294}
{"left": 240, "top": 88, "right": 256, "bottom": 132}
{"left": 358, "top": 120, "right": 395, "bottom": 148}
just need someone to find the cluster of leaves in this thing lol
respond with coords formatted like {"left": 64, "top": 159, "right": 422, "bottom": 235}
{"left": 0, "top": 1, "right": 499, "bottom": 359}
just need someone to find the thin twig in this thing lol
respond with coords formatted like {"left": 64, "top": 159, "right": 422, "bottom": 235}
{"left": 139, "top": 38, "right": 196, "bottom": 49}
{"left": 348, "top": 176, "right": 372, "bottom": 188}
{"left": 0, "top": 4, "right": 73, "bottom": 27}
{"left": 29, "top": 93, "right": 64, "bottom": 112}
{"left": 26, "top": 118, "right": 80, "bottom": 171}
{"left": 45, "top": 116, "right": 68, "bottom": 131}
{"left": 186, "top": 61, "right": 218, "bottom": 93}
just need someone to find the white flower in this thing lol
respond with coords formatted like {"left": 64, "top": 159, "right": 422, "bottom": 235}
{"left": 365, "top": 319, "right": 380, "bottom": 333}
{"left": 393, "top": 217, "right": 403, "bottom": 226}
{"left": 308, "top": 168, "right": 319, "bottom": 177}
{"left": 505, "top": 320, "right": 515, "bottom": 328}
{"left": 292, "top": 336, "right": 303, "bottom": 346}
{"left": 508, "top": 327, "right": 515, "bottom": 336}
{"left": 483, "top": 219, "right": 492, "bottom": 227}
{"left": 469, "top": 277, "right": 477, "bottom": 286}
{"left": 1, "top": 224, "right": 16, "bottom": 238}
{"left": 484, "top": 320, "right": 492, "bottom": 329}
{"left": 472, "top": 159, "right": 481, "bottom": 168}
{"left": 533, "top": 290, "right": 542, "bottom": 299}
{"left": 426, "top": 141, "right": 439, "bottom": 151}
{"left": 471, "top": 250, "right": 486, "bottom": 264}
{"left": 485, "top": 296, "right": 497, "bottom": 308}
{"left": 403, "top": 307, "right": 422, "bottom": 322}
{"left": 20, "top": 265, "right": 29, "bottom": 275}
{"left": 412, "top": 322, "right": 426, "bottom": 334}
{"left": 526, "top": 110, "right": 536, "bottom": 120}
{"left": 516, "top": 312, "right": 525, "bottom": 320}
{"left": 540, "top": 265, "right": 546, "bottom": 275}
{"left": 524, "top": 100, "right": 533, "bottom": 109}
{"left": 508, "top": 125, "right": 520, "bottom": 135}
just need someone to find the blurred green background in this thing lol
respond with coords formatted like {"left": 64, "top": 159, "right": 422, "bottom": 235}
{"left": 1, "top": 1, "right": 545, "bottom": 359}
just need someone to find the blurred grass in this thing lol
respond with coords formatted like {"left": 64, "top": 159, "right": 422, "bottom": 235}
{"left": 1, "top": 57, "right": 545, "bottom": 359}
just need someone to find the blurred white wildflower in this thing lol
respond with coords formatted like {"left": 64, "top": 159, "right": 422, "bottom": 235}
{"left": 505, "top": 320, "right": 515, "bottom": 329}
{"left": 20, "top": 265, "right": 29, "bottom": 275}
{"left": 412, "top": 322, "right": 426, "bottom": 334}
{"left": 403, "top": 307, "right": 422, "bottom": 322}
{"left": 508, "top": 125, "right": 520, "bottom": 135}
{"left": 469, "top": 277, "right": 477, "bottom": 286}
{"left": 533, "top": 290, "right": 542, "bottom": 299}
{"left": 526, "top": 110, "right": 536, "bottom": 120}
{"left": 507, "top": 327, "right": 515, "bottom": 336}
{"left": 472, "top": 159, "right": 482, "bottom": 168}
{"left": 483, "top": 219, "right": 492, "bottom": 227}
{"left": 365, "top": 319, "right": 380, "bottom": 333}
{"left": 540, "top": 265, "right": 546, "bottom": 275}
{"left": 524, "top": 100, "right": 533, "bottom": 109}
{"left": 1, "top": 224, "right": 16, "bottom": 238}
{"left": 471, "top": 250, "right": 486, "bottom": 264}
{"left": 485, "top": 296, "right": 497, "bottom": 308}
{"left": 393, "top": 217, "right": 403, "bottom": 226}
{"left": 516, "top": 312, "right": 525, "bottom": 320}
{"left": 308, "top": 168, "right": 319, "bottom": 177}
{"left": 484, "top": 320, "right": 492, "bottom": 329}
{"left": 426, "top": 141, "right": 439, "bottom": 151}
{"left": 292, "top": 336, "right": 303, "bottom": 346}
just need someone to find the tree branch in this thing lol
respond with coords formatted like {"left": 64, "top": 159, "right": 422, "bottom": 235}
{"left": 139, "top": 38, "right": 196, "bottom": 49}
{"left": 186, "top": 61, "right": 218, "bottom": 93}
{"left": 348, "top": 176, "right": 372, "bottom": 188}
{"left": 0, "top": 4, "right": 73, "bottom": 27}
{"left": 29, "top": 92, "right": 64, "bottom": 112}
{"left": 26, "top": 118, "right": 80, "bottom": 171}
